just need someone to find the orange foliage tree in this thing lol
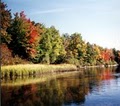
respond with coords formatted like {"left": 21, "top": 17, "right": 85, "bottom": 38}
{"left": 100, "top": 49, "right": 113, "bottom": 63}
{"left": 8, "top": 11, "right": 42, "bottom": 59}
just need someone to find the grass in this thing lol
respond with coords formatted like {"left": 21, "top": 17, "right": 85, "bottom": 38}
{"left": 1, "top": 64, "right": 77, "bottom": 79}
{"left": 1, "top": 71, "right": 80, "bottom": 86}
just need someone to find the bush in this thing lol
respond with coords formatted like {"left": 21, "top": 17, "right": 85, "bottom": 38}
{"left": 65, "top": 58, "right": 79, "bottom": 65}
{"left": 1, "top": 43, "right": 13, "bottom": 65}
{"left": 1, "top": 44, "right": 29, "bottom": 65}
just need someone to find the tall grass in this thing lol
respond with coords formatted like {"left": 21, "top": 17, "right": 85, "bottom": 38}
{"left": 1, "top": 64, "right": 77, "bottom": 78}
{"left": 1, "top": 71, "right": 80, "bottom": 86}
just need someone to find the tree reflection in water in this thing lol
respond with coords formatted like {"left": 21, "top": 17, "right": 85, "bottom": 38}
{"left": 1, "top": 67, "right": 118, "bottom": 106}
{"left": 115, "top": 64, "right": 120, "bottom": 73}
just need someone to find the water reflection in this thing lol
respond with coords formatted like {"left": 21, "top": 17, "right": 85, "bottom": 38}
{"left": 1, "top": 66, "right": 120, "bottom": 106}
{"left": 115, "top": 64, "right": 120, "bottom": 73}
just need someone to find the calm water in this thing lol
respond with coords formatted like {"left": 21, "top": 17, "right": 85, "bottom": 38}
{"left": 1, "top": 66, "right": 120, "bottom": 106}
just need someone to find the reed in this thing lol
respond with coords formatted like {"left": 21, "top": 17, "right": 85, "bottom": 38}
{"left": 1, "top": 71, "right": 80, "bottom": 86}
{"left": 1, "top": 64, "right": 77, "bottom": 78}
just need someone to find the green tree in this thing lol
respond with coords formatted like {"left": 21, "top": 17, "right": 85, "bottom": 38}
{"left": 85, "top": 43, "right": 97, "bottom": 65}
{"left": 112, "top": 48, "right": 120, "bottom": 64}
{"left": 38, "top": 26, "right": 66, "bottom": 64}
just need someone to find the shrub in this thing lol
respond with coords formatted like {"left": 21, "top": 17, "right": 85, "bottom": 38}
{"left": 1, "top": 44, "right": 29, "bottom": 65}
{"left": 1, "top": 43, "right": 13, "bottom": 65}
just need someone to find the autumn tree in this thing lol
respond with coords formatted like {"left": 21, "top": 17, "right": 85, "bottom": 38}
{"left": 61, "top": 33, "right": 72, "bottom": 62}
{"left": 64, "top": 33, "right": 86, "bottom": 65}
{"left": 61, "top": 33, "right": 71, "bottom": 51}
{"left": 93, "top": 45, "right": 104, "bottom": 65}
{"left": 113, "top": 49, "right": 120, "bottom": 64}
{"left": 7, "top": 11, "right": 42, "bottom": 59}
{"left": 0, "top": 2, "right": 11, "bottom": 44}
{"left": 100, "top": 49, "right": 113, "bottom": 65}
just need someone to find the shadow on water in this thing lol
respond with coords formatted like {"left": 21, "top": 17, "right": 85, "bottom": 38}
{"left": 1, "top": 66, "right": 120, "bottom": 106}
{"left": 114, "top": 64, "right": 120, "bottom": 79}
{"left": 115, "top": 64, "right": 120, "bottom": 73}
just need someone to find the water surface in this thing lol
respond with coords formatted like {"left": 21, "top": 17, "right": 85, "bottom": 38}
{"left": 1, "top": 66, "right": 120, "bottom": 106}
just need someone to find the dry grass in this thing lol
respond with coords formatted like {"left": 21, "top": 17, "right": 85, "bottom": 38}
{"left": 1, "top": 71, "right": 79, "bottom": 86}
{"left": 1, "top": 64, "right": 77, "bottom": 78}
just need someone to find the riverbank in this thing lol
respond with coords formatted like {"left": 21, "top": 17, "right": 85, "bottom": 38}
{"left": 1, "top": 64, "right": 118, "bottom": 79}
{"left": 78, "top": 64, "right": 118, "bottom": 69}
{"left": 1, "top": 64, "right": 78, "bottom": 79}
{"left": 1, "top": 70, "right": 81, "bottom": 86}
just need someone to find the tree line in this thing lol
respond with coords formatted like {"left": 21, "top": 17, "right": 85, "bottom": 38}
{"left": 1, "top": 2, "right": 120, "bottom": 66}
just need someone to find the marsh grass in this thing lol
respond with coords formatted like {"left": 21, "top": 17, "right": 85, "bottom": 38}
{"left": 1, "top": 70, "right": 80, "bottom": 86}
{"left": 1, "top": 64, "right": 77, "bottom": 79}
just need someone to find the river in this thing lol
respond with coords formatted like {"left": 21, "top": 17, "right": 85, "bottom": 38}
{"left": 1, "top": 66, "right": 120, "bottom": 106}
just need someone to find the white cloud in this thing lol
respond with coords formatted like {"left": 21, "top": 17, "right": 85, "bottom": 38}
{"left": 30, "top": 8, "right": 72, "bottom": 15}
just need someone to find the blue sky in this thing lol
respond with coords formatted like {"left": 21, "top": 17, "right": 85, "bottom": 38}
{"left": 4, "top": 0, "right": 120, "bottom": 50}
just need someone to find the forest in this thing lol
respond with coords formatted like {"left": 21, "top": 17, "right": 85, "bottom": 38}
{"left": 1, "top": 2, "right": 120, "bottom": 66}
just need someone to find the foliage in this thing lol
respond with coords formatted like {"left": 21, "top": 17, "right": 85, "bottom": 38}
{"left": 38, "top": 26, "right": 66, "bottom": 64}
{"left": 100, "top": 49, "right": 113, "bottom": 65}
{"left": 113, "top": 49, "right": 120, "bottom": 64}
{"left": 0, "top": 2, "right": 11, "bottom": 44}
{"left": 1, "top": 2, "right": 119, "bottom": 66}
{"left": 1, "top": 44, "right": 28, "bottom": 65}
{"left": 1, "top": 43, "right": 13, "bottom": 65}
{"left": 7, "top": 11, "right": 42, "bottom": 59}
{"left": 62, "top": 33, "right": 87, "bottom": 65}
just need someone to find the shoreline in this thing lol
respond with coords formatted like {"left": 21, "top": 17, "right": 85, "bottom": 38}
{"left": 1, "top": 64, "right": 77, "bottom": 79}
{"left": 1, "top": 70, "right": 81, "bottom": 87}
{"left": 77, "top": 64, "right": 118, "bottom": 69}
{"left": 1, "top": 64, "right": 118, "bottom": 79}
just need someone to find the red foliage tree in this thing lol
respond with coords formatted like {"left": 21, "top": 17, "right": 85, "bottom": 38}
{"left": 101, "top": 49, "right": 112, "bottom": 62}
{"left": 8, "top": 11, "right": 43, "bottom": 59}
